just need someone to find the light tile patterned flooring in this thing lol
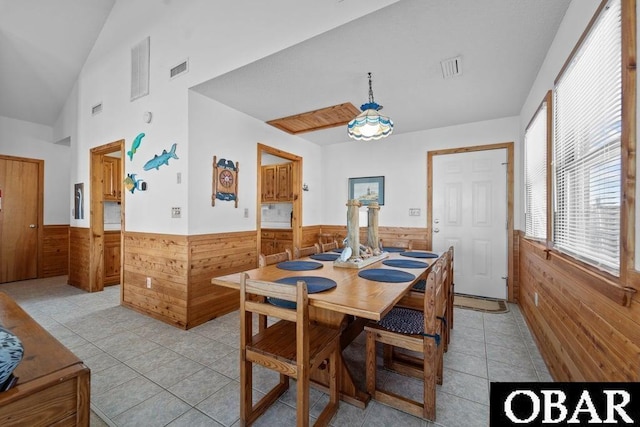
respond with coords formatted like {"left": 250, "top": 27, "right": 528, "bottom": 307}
{"left": 0, "top": 276, "right": 552, "bottom": 426}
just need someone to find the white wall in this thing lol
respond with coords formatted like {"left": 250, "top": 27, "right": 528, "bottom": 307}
{"left": 187, "top": 91, "right": 324, "bottom": 235}
{"left": 0, "top": 116, "right": 71, "bottom": 224}
{"left": 321, "top": 116, "right": 521, "bottom": 227}
{"left": 61, "top": 0, "right": 398, "bottom": 234}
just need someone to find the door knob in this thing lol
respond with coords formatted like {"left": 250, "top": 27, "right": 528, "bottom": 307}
{"left": 29, "top": 224, "right": 36, "bottom": 228}
{"left": 434, "top": 219, "right": 440, "bottom": 224}
{"left": 433, "top": 228, "right": 439, "bottom": 233}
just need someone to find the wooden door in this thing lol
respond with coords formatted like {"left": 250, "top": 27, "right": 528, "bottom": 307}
{"left": 276, "top": 163, "right": 291, "bottom": 201}
{"left": 262, "top": 166, "right": 276, "bottom": 202}
{"left": 432, "top": 149, "right": 508, "bottom": 299}
{"left": 0, "top": 157, "right": 40, "bottom": 283}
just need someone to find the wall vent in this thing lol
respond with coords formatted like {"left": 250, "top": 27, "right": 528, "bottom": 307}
{"left": 170, "top": 59, "right": 189, "bottom": 79}
{"left": 54, "top": 136, "right": 71, "bottom": 146}
{"left": 91, "top": 102, "right": 103, "bottom": 116}
{"left": 440, "top": 56, "right": 462, "bottom": 79}
{"left": 131, "top": 36, "right": 150, "bottom": 101}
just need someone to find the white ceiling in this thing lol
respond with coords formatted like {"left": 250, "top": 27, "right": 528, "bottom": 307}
{"left": 194, "top": 0, "right": 571, "bottom": 145}
{"left": 0, "top": 0, "right": 114, "bottom": 126}
{"left": 0, "top": 0, "right": 571, "bottom": 145}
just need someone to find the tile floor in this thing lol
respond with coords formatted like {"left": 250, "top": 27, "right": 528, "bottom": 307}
{"left": 0, "top": 276, "right": 552, "bottom": 426}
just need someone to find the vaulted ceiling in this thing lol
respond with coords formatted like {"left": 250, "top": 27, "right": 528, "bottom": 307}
{"left": 1, "top": 0, "right": 571, "bottom": 145}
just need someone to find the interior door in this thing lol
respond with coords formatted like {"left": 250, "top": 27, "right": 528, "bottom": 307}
{"left": 0, "top": 158, "right": 39, "bottom": 283}
{"left": 431, "top": 149, "right": 507, "bottom": 299}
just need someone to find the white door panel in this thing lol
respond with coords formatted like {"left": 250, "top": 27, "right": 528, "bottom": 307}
{"left": 432, "top": 149, "right": 507, "bottom": 299}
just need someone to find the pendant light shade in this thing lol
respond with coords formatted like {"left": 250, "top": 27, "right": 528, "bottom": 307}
{"left": 347, "top": 73, "right": 393, "bottom": 141}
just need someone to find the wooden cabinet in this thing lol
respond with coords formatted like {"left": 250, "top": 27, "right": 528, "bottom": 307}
{"left": 104, "top": 231, "right": 121, "bottom": 285}
{"left": 103, "top": 156, "right": 121, "bottom": 201}
{"left": 261, "top": 229, "right": 292, "bottom": 255}
{"left": 261, "top": 163, "right": 292, "bottom": 202}
{"left": 0, "top": 293, "right": 90, "bottom": 426}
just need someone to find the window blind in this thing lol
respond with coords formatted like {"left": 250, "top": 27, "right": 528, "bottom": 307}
{"left": 553, "top": 0, "right": 621, "bottom": 274}
{"left": 524, "top": 101, "right": 548, "bottom": 240}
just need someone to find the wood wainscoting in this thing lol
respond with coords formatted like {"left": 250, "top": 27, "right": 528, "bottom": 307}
{"left": 518, "top": 234, "right": 640, "bottom": 381}
{"left": 68, "top": 227, "right": 90, "bottom": 291}
{"left": 122, "top": 230, "right": 257, "bottom": 329}
{"left": 318, "top": 225, "right": 429, "bottom": 249}
{"left": 43, "top": 225, "right": 69, "bottom": 277}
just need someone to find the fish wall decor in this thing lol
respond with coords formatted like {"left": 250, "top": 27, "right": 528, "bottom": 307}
{"left": 128, "top": 133, "right": 145, "bottom": 161}
{"left": 143, "top": 143, "right": 179, "bottom": 171}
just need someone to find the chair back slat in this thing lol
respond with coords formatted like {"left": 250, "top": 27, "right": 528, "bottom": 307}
{"left": 320, "top": 240, "right": 338, "bottom": 252}
{"left": 259, "top": 249, "right": 292, "bottom": 267}
{"left": 294, "top": 244, "right": 320, "bottom": 259}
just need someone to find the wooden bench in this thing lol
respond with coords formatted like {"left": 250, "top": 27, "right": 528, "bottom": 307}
{"left": 0, "top": 292, "right": 90, "bottom": 426}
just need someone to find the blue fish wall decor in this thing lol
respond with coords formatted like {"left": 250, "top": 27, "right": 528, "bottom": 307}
{"left": 128, "top": 133, "right": 145, "bottom": 161}
{"left": 144, "top": 143, "right": 179, "bottom": 171}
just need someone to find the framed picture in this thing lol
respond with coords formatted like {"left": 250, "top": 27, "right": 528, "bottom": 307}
{"left": 348, "top": 176, "right": 385, "bottom": 206}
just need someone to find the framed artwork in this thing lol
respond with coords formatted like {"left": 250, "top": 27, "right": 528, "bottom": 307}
{"left": 212, "top": 155, "right": 239, "bottom": 207}
{"left": 348, "top": 176, "right": 385, "bottom": 206}
{"left": 74, "top": 183, "right": 84, "bottom": 219}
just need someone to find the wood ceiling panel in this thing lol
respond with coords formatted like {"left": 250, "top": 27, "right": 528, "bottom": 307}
{"left": 266, "top": 102, "right": 360, "bottom": 134}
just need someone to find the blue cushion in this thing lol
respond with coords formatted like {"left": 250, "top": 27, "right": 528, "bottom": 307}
{"left": 309, "top": 253, "right": 340, "bottom": 261}
{"left": 400, "top": 251, "right": 439, "bottom": 259}
{"left": 358, "top": 269, "right": 416, "bottom": 283}
{"left": 378, "top": 307, "right": 424, "bottom": 335}
{"left": 276, "top": 261, "right": 323, "bottom": 271}
{"left": 412, "top": 279, "right": 426, "bottom": 292}
{"left": 382, "top": 259, "right": 429, "bottom": 269}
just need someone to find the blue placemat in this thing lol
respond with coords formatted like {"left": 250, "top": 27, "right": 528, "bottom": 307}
{"left": 274, "top": 276, "right": 337, "bottom": 293}
{"left": 383, "top": 259, "right": 429, "bottom": 269}
{"left": 382, "top": 247, "right": 406, "bottom": 253}
{"left": 358, "top": 269, "right": 416, "bottom": 283}
{"left": 310, "top": 253, "right": 340, "bottom": 261}
{"left": 276, "top": 261, "right": 323, "bottom": 271}
{"left": 400, "top": 251, "right": 439, "bottom": 259}
{"left": 332, "top": 248, "right": 344, "bottom": 253}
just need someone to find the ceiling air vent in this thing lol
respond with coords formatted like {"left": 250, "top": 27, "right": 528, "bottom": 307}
{"left": 440, "top": 56, "right": 462, "bottom": 79}
{"left": 170, "top": 59, "right": 189, "bottom": 80}
{"left": 91, "top": 102, "right": 103, "bottom": 116}
{"left": 131, "top": 36, "right": 150, "bottom": 101}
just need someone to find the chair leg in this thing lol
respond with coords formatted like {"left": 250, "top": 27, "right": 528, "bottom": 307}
{"left": 240, "top": 359, "right": 253, "bottom": 425}
{"left": 296, "top": 367, "right": 310, "bottom": 427}
{"left": 365, "top": 331, "right": 376, "bottom": 397}
{"left": 315, "top": 344, "right": 340, "bottom": 426}
{"left": 382, "top": 343, "right": 393, "bottom": 369}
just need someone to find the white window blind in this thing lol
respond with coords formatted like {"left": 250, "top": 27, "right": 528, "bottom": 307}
{"left": 525, "top": 101, "right": 548, "bottom": 240}
{"left": 553, "top": 0, "right": 621, "bottom": 274}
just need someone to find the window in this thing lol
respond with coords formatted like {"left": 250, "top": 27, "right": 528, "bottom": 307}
{"left": 553, "top": 0, "right": 622, "bottom": 274}
{"left": 524, "top": 96, "right": 549, "bottom": 240}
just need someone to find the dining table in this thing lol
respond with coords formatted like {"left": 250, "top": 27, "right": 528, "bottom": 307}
{"left": 211, "top": 249, "right": 440, "bottom": 408}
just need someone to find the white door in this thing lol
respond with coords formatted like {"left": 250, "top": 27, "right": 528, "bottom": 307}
{"left": 432, "top": 149, "right": 508, "bottom": 299}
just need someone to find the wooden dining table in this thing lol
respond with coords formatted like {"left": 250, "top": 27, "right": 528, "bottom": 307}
{"left": 211, "top": 250, "right": 438, "bottom": 408}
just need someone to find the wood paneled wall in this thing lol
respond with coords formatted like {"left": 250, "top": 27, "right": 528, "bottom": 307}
{"left": 188, "top": 231, "right": 256, "bottom": 328}
{"left": 122, "top": 232, "right": 189, "bottom": 328}
{"left": 318, "top": 225, "right": 429, "bottom": 249}
{"left": 301, "top": 225, "right": 322, "bottom": 248}
{"left": 518, "top": 234, "right": 640, "bottom": 381}
{"left": 68, "top": 227, "right": 90, "bottom": 291}
{"left": 42, "top": 225, "right": 69, "bottom": 277}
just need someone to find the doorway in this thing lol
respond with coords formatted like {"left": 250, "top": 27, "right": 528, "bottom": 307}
{"left": 427, "top": 143, "right": 514, "bottom": 301}
{"left": 0, "top": 155, "right": 43, "bottom": 283}
{"left": 90, "top": 139, "right": 125, "bottom": 292}
{"left": 256, "top": 143, "right": 302, "bottom": 261}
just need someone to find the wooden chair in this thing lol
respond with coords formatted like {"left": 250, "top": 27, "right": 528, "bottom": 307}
{"left": 258, "top": 249, "right": 292, "bottom": 267}
{"left": 240, "top": 273, "right": 340, "bottom": 426}
{"left": 444, "top": 246, "right": 454, "bottom": 348}
{"left": 319, "top": 240, "right": 338, "bottom": 253}
{"left": 365, "top": 261, "right": 446, "bottom": 421}
{"left": 379, "top": 239, "right": 411, "bottom": 251}
{"left": 294, "top": 244, "right": 320, "bottom": 259}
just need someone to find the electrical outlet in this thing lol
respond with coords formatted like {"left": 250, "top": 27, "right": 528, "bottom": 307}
{"left": 177, "top": 172, "right": 181, "bottom": 184}
{"left": 146, "top": 277, "right": 152, "bottom": 288}
{"left": 244, "top": 208, "right": 249, "bottom": 218}
{"left": 171, "top": 207, "right": 181, "bottom": 218}
{"left": 534, "top": 292, "right": 539, "bottom": 307}
{"left": 409, "top": 208, "right": 421, "bottom": 216}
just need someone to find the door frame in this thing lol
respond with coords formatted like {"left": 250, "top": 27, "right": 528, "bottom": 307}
{"left": 90, "top": 139, "right": 125, "bottom": 292}
{"left": 256, "top": 143, "right": 302, "bottom": 261}
{"left": 427, "top": 142, "right": 514, "bottom": 301}
{"left": 0, "top": 154, "right": 44, "bottom": 279}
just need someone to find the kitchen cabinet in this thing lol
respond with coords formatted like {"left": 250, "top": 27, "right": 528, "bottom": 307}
{"left": 261, "top": 163, "right": 292, "bottom": 202}
{"left": 104, "top": 231, "right": 121, "bottom": 285}
{"left": 261, "top": 229, "right": 292, "bottom": 255}
{"left": 103, "top": 156, "right": 121, "bottom": 201}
